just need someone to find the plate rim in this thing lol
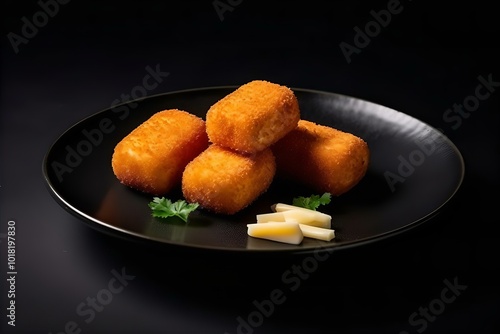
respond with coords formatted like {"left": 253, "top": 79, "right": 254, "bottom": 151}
{"left": 42, "top": 85, "right": 466, "bottom": 254}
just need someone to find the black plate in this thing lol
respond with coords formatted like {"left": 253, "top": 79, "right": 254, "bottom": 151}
{"left": 42, "top": 86, "right": 464, "bottom": 253}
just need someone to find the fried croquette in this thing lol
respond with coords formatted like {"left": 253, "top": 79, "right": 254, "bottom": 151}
{"left": 205, "top": 80, "right": 300, "bottom": 154}
{"left": 271, "top": 120, "right": 370, "bottom": 196}
{"left": 112, "top": 109, "right": 209, "bottom": 195}
{"left": 182, "top": 145, "right": 276, "bottom": 215}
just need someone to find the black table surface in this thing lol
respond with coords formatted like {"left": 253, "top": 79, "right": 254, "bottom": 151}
{"left": 1, "top": 1, "right": 499, "bottom": 333}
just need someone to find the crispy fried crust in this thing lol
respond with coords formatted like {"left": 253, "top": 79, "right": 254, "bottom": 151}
{"left": 206, "top": 80, "right": 300, "bottom": 154}
{"left": 182, "top": 145, "right": 276, "bottom": 215}
{"left": 111, "top": 109, "right": 209, "bottom": 195}
{"left": 271, "top": 120, "right": 370, "bottom": 196}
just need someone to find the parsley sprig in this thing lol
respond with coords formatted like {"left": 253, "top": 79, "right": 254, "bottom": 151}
{"left": 292, "top": 192, "right": 331, "bottom": 211}
{"left": 148, "top": 197, "right": 199, "bottom": 222}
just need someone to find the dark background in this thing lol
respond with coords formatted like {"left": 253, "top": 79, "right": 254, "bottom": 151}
{"left": 1, "top": 0, "right": 499, "bottom": 333}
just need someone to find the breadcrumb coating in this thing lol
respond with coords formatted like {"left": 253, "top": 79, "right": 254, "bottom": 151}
{"left": 111, "top": 109, "right": 209, "bottom": 195}
{"left": 271, "top": 120, "right": 370, "bottom": 196}
{"left": 182, "top": 145, "right": 276, "bottom": 215}
{"left": 206, "top": 80, "right": 300, "bottom": 154}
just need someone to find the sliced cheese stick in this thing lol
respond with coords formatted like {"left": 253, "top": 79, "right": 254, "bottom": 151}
{"left": 271, "top": 203, "right": 331, "bottom": 229}
{"left": 281, "top": 209, "right": 330, "bottom": 229}
{"left": 256, "top": 211, "right": 285, "bottom": 223}
{"left": 247, "top": 222, "right": 303, "bottom": 245}
{"left": 272, "top": 203, "right": 332, "bottom": 216}
{"left": 299, "top": 224, "right": 335, "bottom": 241}
{"left": 257, "top": 210, "right": 330, "bottom": 229}
{"left": 256, "top": 213, "right": 335, "bottom": 241}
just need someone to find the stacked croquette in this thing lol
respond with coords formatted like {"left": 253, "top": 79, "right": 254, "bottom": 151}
{"left": 182, "top": 80, "right": 300, "bottom": 214}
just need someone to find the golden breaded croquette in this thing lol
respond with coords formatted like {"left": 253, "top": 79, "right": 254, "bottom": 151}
{"left": 182, "top": 145, "right": 276, "bottom": 215}
{"left": 112, "top": 109, "right": 209, "bottom": 195}
{"left": 205, "top": 80, "right": 300, "bottom": 154}
{"left": 271, "top": 120, "right": 370, "bottom": 196}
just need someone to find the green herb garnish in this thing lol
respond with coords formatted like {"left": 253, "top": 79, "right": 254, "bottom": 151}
{"left": 148, "top": 197, "right": 199, "bottom": 222}
{"left": 292, "top": 192, "right": 331, "bottom": 211}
